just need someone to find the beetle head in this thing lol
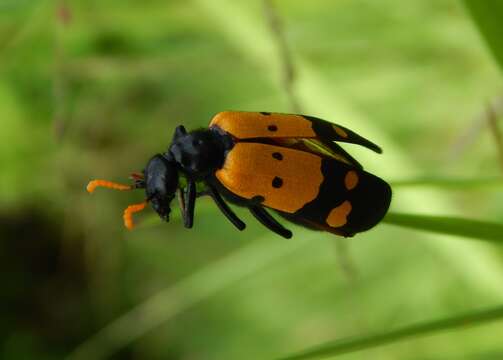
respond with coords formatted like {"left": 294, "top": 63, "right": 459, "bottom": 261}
{"left": 144, "top": 154, "right": 179, "bottom": 221}
{"left": 86, "top": 154, "right": 179, "bottom": 230}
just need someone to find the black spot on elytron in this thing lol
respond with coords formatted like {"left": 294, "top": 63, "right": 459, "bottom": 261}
{"left": 272, "top": 152, "right": 283, "bottom": 160}
{"left": 272, "top": 177, "right": 283, "bottom": 188}
{"left": 260, "top": 112, "right": 271, "bottom": 115}
{"left": 268, "top": 125, "right": 278, "bottom": 132}
{"left": 251, "top": 195, "right": 265, "bottom": 204}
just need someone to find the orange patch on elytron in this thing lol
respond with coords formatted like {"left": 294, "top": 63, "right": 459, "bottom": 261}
{"left": 210, "top": 111, "right": 316, "bottom": 139}
{"left": 216, "top": 143, "right": 323, "bottom": 213}
{"left": 333, "top": 125, "right": 348, "bottom": 138}
{"left": 344, "top": 170, "right": 359, "bottom": 190}
{"left": 326, "top": 200, "right": 352, "bottom": 227}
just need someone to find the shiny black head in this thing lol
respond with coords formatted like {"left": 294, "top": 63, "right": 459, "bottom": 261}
{"left": 144, "top": 154, "right": 179, "bottom": 221}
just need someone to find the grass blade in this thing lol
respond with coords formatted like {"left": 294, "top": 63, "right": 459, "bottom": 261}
{"left": 391, "top": 177, "right": 503, "bottom": 189}
{"left": 383, "top": 212, "right": 503, "bottom": 243}
{"left": 67, "top": 234, "right": 314, "bottom": 360}
{"left": 279, "top": 304, "right": 503, "bottom": 360}
{"left": 464, "top": 0, "right": 503, "bottom": 71}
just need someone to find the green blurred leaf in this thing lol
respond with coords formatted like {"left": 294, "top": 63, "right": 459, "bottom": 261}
{"left": 391, "top": 177, "right": 503, "bottom": 189}
{"left": 464, "top": 0, "right": 503, "bottom": 71}
{"left": 68, "top": 233, "right": 316, "bottom": 360}
{"left": 279, "top": 304, "right": 503, "bottom": 360}
{"left": 383, "top": 212, "right": 503, "bottom": 243}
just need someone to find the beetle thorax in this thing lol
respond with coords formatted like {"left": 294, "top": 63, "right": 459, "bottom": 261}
{"left": 168, "top": 129, "right": 230, "bottom": 179}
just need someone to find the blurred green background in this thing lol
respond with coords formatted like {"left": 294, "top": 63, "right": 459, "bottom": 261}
{"left": 2, "top": 0, "right": 503, "bottom": 359}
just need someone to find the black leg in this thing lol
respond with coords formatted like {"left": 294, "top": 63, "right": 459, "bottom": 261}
{"left": 205, "top": 182, "right": 246, "bottom": 231}
{"left": 249, "top": 205, "right": 292, "bottom": 239}
{"left": 184, "top": 180, "right": 196, "bottom": 228}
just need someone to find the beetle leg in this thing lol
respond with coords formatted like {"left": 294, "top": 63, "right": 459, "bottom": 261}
{"left": 184, "top": 180, "right": 196, "bottom": 228}
{"left": 205, "top": 182, "right": 246, "bottom": 231}
{"left": 248, "top": 205, "right": 292, "bottom": 239}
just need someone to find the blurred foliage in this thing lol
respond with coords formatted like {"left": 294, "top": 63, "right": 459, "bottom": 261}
{"left": 1, "top": 0, "right": 503, "bottom": 359}
{"left": 464, "top": 0, "right": 503, "bottom": 72}
{"left": 281, "top": 304, "right": 503, "bottom": 359}
{"left": 383, "top": 213, "right": 503, "bottom": 243}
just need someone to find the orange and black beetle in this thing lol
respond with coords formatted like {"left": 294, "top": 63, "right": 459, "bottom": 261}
{"left": 87, "top": 111, "right": 391, "bottom": 238}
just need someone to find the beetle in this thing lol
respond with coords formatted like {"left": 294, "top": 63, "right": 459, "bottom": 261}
{"left": 87, "top": 111, "right": 392, "bottom": 238}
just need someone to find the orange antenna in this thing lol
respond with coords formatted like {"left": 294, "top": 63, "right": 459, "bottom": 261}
{"left": 123, "top": 201, "right": 148, "bottom": 230}
{"left": 86, "top": 179, "right": 132, "bottom": 194}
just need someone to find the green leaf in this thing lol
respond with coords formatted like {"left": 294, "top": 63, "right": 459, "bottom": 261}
{"left": 67, "top": 233, "right": 317, "bottom": 360}
{"left": 464, "top": 0, "right": 503, "bottom": 71}
{"left": 391, "top": 177, "right": 503, "bottom": 189}
{"left": 382, "top": 212, "right": 503, "bottom": 243}
{"left": 279, "top": 305, "right": 503, "bottom": 360}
